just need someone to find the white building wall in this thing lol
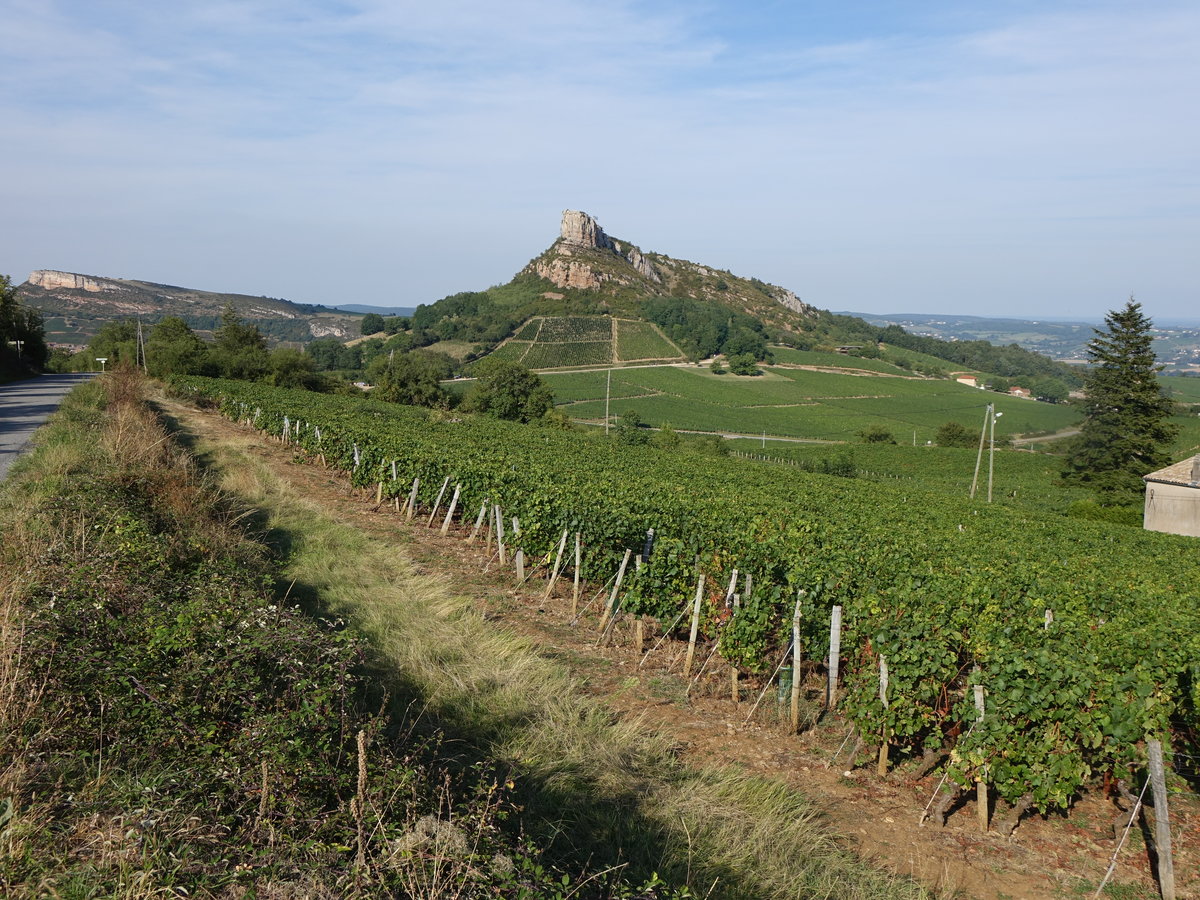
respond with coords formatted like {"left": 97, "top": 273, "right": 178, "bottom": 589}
{"left": 1144, "top": 482, "right": 1200, "bottom": 538}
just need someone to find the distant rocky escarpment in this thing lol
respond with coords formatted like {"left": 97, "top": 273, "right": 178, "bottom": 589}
{"left": 523, "top": 210, "right": 815, "bottom": 334}
{"left": 29, "top": 270, "right": 124, "bottom": 293}
{"left": 18, "top": 270, "right": 361, "bottom": 345}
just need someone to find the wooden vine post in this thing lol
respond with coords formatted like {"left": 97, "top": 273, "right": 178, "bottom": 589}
{"left": 877, "top": 655, "right": 890, "bottom": 776}
{"left": 599, "top": 549, "right": 632, "bottom": 632}
{"left": 826, "top": 605, "right": 843, "bottom": 709}
{"left": 405, "top": 477, "right": 420, "bottom": 520}
{"left": 427, "top": 476, "right": 450, "bottom": 527}
{"left": 790, "top": 590, "right": 804, "bottom": 733}
{"left": 512, "top": 517, "right": 525, "bottom": 581}
{"left": 469, "top": 500, "right": 488, "bottom": 542}
{"left": 439, "top": 485, "right": 461, "bottom": 534}
{"left": 974, "top": 684, "right": 988, "bottom": 832}
{"left": 572, "top": 532, "right": 581, "bottom": 618}
{"left": 493, "top": 506, "right": 506, "bottom": 565}
{"left": 542, "top": 529, "right": 570, "bottom": 601}
{"left": 683, "top": 573, "right": 706, "bottom": 678}
{"left": 1147, "top": 739, "right": 1175, "bottom": 900}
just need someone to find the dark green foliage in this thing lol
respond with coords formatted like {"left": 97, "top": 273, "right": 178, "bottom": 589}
{"left": 935, "top": 421, "right": 976, "bottom": 448}
{"left": 367, "top": 349, "right": 454, "bottom": 408}
{"left": 727, "top": 353, "right": 760, "bottom": 376}
{"left": 1029, "top": 376, "right": 1069, "bottom": 403}
{"left": 267, "top": 347, "right": 322, "bottom": 389}
{"left": 462, "top": 360, "right": 553, "bottom": 422}
{"left": 146, "top": 316, "right": 210, "bottom": 377}
{"left": 641, "top": 296, "right": 772, "bottom": 361}
{"left": 411, "top": 291, "right": 524, "bottom": 346}
{"left": 80, "top": 318, "right": 140, "bottom": 370}
{"left": 359, "top": 312, "right": 386, "bottom": 335}
{"left": 1063, "top": 299, "right": 1177, "bottom": 502}
{"left": 858, "top": 425, "right": 896, "bottom": 444}
{"left": 1066, "top": 499, "right": 1143, "bottom": 526}
{"left": 305, "top": 335, "right": 364, "bottom": 371}
{"left": 210, "top": 304, "right": 270, "bottom": 380}
{"left": 615, "top": 410, "right": 650, "bottom": 445}
{"left": 650, "top": 422, "right": 682, "bottom": 450}
{"left": 0, "top": 274, "right": 49, "bottom": 377}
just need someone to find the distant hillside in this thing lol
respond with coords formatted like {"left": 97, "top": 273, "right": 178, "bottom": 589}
{"left": 402, "top": 210, "right": 818, "bottom": 369}
{"left": 852, "top": 311, "right": 1200, "bottom": 372}
{"left": 16, "top": 270, "right": 362, "bottom": 346}
{"left": 409, "top": 210, "right": 1077, "bottom": 382}
{"left": 334, "top": 303, "right": 417, "bottom": 316}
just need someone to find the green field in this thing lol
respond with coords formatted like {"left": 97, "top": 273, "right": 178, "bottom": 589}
{"left": 768, "top": 346, "right": 912, "bottom": 375}
{"left": 725, "top": 439, "right": 1093, "bottom": 513}
{"left": 543, "top": 364, "right": 1081, "bottom": 441}
{"left": 1163, "top": 374, "right": 1200, "bottom": 402}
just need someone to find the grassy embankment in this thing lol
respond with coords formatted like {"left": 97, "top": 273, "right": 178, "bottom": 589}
{"left": 0, "top": 371, "right": 931, "bottom": 899}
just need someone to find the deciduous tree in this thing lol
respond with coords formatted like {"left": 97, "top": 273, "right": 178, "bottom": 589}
{"left": 462, "top": 359, "right": 552, "bottom": 423}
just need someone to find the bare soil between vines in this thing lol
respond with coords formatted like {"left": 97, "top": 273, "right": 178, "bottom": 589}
{"left": 163, "top": 396, "right": 1197, "bottom": 900}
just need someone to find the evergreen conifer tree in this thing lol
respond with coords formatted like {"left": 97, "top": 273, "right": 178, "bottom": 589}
{"left": 1063, "top": 299, "right": 1176, "bottom": 502}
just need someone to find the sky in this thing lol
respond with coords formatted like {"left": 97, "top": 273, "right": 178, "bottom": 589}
{"left": 2, "top": 0, "right": 1197, "bottom": 321}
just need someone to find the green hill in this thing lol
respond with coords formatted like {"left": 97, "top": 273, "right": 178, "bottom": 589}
{"left": 404, "top": 210, "right": 1082, "bottom": 387}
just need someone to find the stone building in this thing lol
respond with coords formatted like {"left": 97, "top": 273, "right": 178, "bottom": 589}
{"left": 1143, "top": 455, "right": 1200, "bottom": 537}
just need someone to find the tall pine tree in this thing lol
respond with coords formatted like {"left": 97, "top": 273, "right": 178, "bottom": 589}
{"left": 1063, "top": 299, "right": 1176, "bottom": 502}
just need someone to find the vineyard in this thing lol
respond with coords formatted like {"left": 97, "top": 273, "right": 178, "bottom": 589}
{"left": 171, "top": 376, "right": 1200, "bottom": 834}
{"left": 484, "top": 316, "right": 686, "bottom": 369}
{"left": 724, "top": 440, "right": 1095, "bottom": 514}
{"left": 543, "top": 364, "right": 1081, "bottom": 441}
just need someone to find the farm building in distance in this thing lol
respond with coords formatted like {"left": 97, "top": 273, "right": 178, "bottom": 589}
{"left": 1143, "top": 455, "right": 1200, "bottom": 537}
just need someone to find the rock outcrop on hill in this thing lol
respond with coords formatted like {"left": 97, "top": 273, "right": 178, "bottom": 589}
{"left": 560, "top": 209, "right": 613, "bottom": 250}
{"left": 524, "top": 210, "right": 814, "bottom": 333}
{"left": 29, "top": 270, "right": 122, "bottom": 293}
{"left": 17, "top": 271, "right": 360, "bottom": 345}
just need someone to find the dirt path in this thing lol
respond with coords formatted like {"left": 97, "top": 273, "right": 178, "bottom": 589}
{"left": 160, "top": 395, "right": 1195, "bottom": 900}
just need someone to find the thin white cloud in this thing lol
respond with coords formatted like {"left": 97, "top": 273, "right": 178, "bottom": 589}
{"left": 0, "top": 0, "right": 1196, "bottom": 317}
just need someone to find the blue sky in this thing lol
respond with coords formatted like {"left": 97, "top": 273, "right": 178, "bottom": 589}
{"left": 2, "top": 0, "right": 1197, "bottom": 321}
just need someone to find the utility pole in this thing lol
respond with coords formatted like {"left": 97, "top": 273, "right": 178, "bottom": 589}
{"left": 988, "top": 410, "right": 1003, "bottom": 503}
{"left": 970, "top": 404, "right": 991, "bottom": 500}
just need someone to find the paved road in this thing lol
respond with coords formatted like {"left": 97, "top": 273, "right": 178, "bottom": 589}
{"left": 0, "top": 373, "right": 95, "bottom": 481}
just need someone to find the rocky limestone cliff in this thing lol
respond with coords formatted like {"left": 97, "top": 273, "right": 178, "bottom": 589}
{"left": 524, "top": 210, "right": 814, "bottom": 331}
{"left": 560, "top": 209, "right": 614, "bottom": 250}
{"left": 531, "top": 210, "right": 662, "bottom": 289}
{"left": 29, "top": 270, "right": 123, "bottom": 292}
